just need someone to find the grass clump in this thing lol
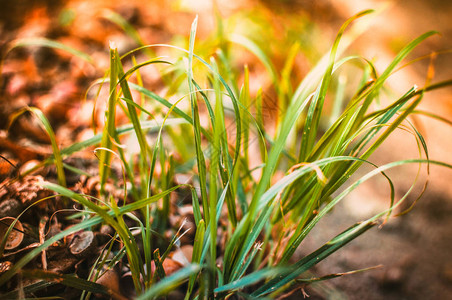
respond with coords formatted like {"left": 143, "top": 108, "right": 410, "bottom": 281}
{"left": 1, "top": 9, "right": 452, "bottom": 300}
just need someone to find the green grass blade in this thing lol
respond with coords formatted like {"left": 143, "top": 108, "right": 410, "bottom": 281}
{"left": 252, "top": 221, "right": 376, "bottom": 297}
{"left": 192, "top": 188, "right": 202, "bottom": 226}
{"left": 211, "top": 57, "right": 238, "bottom": 227}
{"left": 29, "top": 107, "right": 66, "bottom": 187}
{"left": 299, "top": 10, "right": 374, "bottom": 162}
{"left": 122, "top": 43, "right": 243, "bottom": 167}
{"left": 0, "top": 280, "right": 55, "bottom": 300}
{"left": 186, "top": 220, "right": 205, "bottom": 299}
{"left": 49, "top": 181, "right": 144, "bottom": 292}
{"left": 353, "top": 31, "right": 438, "bottom": 129}
{"left": 8, "top": 107, "right": 66, "bottom": 187}
{"left": 153, "top": 249, "right": 166, "bottom": 280}
{"left": 136, "top": 265, "right": 200, "bottom": 300}
{"left": 250, "top": 11, "right": 373, "bottom": 221}
{"left": 228, "top": 34, "right": 278, "bottom": 89}
{"left": 59, "top": 119, "right": 186, "bottom": 158}
{"left": 129, "top": 83, "right": 211, "bottom": 137}
{"left": 187, "top": 16, "right": 209, "bottom": 224}
{"left": 208, "top": 57, "right": 222, "bottom": 271}
{"left": 412, "top": 109, "right": 452, "bottom": 126}
{"left": 113, "top": 47, "right": 149, "bottom": 195}
{"left": 21, "top": 270, "right": 111, "bottom": 296}
{"left": 187, "top": 18, "right": 218, "bottom": 296}
{"left": 226, "top": 157, "right": 366, "bottom": 281}
{"left": 6, "top": 37, "right": 93, "bottom": 64}
{"left": 230, "top": 240, "right": 264, "bottom": 283}
{"left": 215, "top": 268, "right": 280, "bottom": 294}
{"left": 352, "top": 86, "right": 418, "bottom": 155}
{"left": 102, "top": 10, "right": 149, "bottom": 53}
{"left": 99, "top": 43, "right": 118, "bottom": 195}
{"left": 239, "top": 65, "right": 251, "bottom": 174}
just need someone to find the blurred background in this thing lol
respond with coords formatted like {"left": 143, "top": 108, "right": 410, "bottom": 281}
{"left": 1, "top": 0, "right": 451, "bottom": 299}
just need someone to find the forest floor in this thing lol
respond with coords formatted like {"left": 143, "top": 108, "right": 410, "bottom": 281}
{"left": 0, "top": 0, "right": 451, "bottom": 299}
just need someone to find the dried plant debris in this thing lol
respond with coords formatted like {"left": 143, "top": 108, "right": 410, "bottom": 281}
{"left": 0, "top": 175, "right": 52, "bottom": 206}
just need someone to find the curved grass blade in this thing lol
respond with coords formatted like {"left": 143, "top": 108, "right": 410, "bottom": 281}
{"left": 224, "top": 156, "right": 366, "bottom": 282}
{"left": 0, "top": 280, "right": 55, "bottom": 300}
{"left": 215, "top": 268, "right": 280, "bottom": 294}
{"left": 102, "top": 10, "right": 150, "bottom": 54}
{"left": 281, "top": 156, "right": 452, "bottom": 265}
{"left": 298, "top": 10, "right": 373, "bottom": 162}
{"left": 315, "top": 33, "right": 442, "bottom": 223}
{"left": 8, "top": 107, "right": 66, "bottom": 187}
{"left": 251, "top": 221, "right": 376, "bottom": 297}
{"left": 352, "top": 30, "right": 438, "bottom": 129}
{"left": 296, "top": 265, "right": 382, "bottom": 285}
{"left": 121, "top": 43, "right": 243, "bottom": 171}
{"left": 412, "top": 109, "right": 452, "bottom": 126}
{"left": 60, "top": 119, "right": 186, "bottom": 158}
{"left": 5, "top": 37, "right": 93, "bottom": 64}
{"left": 252, "top": 10, "right": 374, "bottom": 221}
{"left": 228, "top": 34, "right": 278, "bottom": 88}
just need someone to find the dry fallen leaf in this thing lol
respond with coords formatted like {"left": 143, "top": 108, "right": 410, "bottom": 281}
{"left": 1, "top": 175, "right": 52, "bottom": 206}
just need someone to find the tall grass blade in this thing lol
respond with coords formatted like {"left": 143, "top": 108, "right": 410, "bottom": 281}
{"left": 113, "top": 48, "right": 149, "bottom": 195}
{"left": 8, "top": 107, "right": 66, "bottom": 187}
{"left": 99, "top": 43, "right": 118, "bottom": 195}
{"left": 21, "top": 269, "right": 112, "bottom": 296}
{"left": 187, "top": 16, "right": 210, "bottom": 225}
{"left": 186, "top": 219, "right": 205, "bottom": 299}
{"left": 252, "top": 221, "right": 376, "bottom": 297}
